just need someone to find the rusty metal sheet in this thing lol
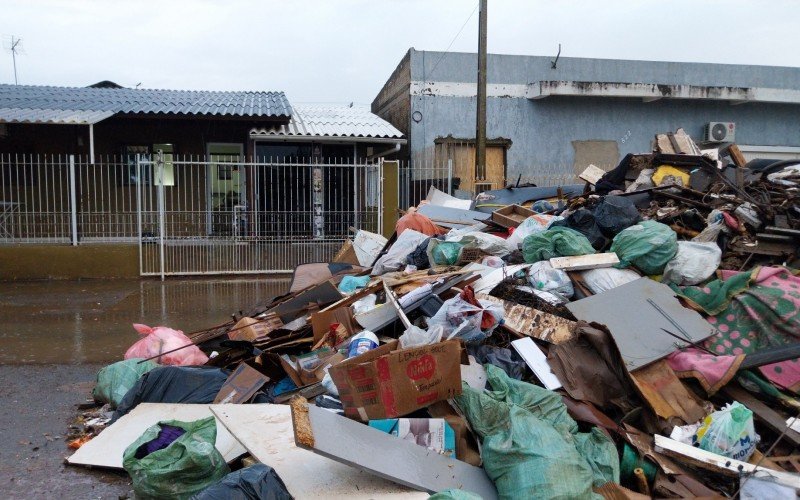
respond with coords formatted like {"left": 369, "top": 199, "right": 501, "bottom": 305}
{"left": 565, "top": 278, "right": 715, "bottom": 370}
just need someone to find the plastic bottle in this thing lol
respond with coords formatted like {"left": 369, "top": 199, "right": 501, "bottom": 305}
{"left": 347, "top": 330, "right": 379, "bottom": 358}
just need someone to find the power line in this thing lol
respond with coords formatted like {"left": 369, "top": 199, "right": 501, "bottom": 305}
{"left": 428, "top": 1, "right": 479, "bottom": 79}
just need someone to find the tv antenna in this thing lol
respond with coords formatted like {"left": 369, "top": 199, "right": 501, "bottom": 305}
{"left": 4, "top": 36, "right": 24, "bottom": 84}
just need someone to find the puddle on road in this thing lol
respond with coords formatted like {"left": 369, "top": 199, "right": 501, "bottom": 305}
{"left": 0, "top": 277, "right": 290, "bottom": 364}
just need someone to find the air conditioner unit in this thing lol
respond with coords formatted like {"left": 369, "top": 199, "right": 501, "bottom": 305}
{"left": 704, "top": 122, "right": 735, "bottom": 142}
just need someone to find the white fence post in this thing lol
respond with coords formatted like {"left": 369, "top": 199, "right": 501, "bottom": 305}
{"left": 156, "top": 150, "right": 165, "bottom": 281}
{"left": 447, "top": 158, "right": 453, "bottom": 195}
{"left": 68, "top": 155, "right": 78, "bottom": 246}
{"left": 136, "top": 155, "right": 143, "bottom": 276}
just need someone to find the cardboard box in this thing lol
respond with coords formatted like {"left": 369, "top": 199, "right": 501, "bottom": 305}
{"left": 229, "top": 315, "right": 283, "bottom": 342}
{"left": 310, "top": 307, "right": 356, "bottom": 345}
{"left": 280, "top": 348, "right": 347, "bottom": 387}
{"left": 369, "top": 418, "right": 455, "bottom": 458}
{"left": 491, "top": 204, "right": 536, "bottom": 228}
{"left": 213, "top": 363, "right": 271, "bottom": 404}
{"left": 328, "top": 339, "right": 463, "bottom": 421}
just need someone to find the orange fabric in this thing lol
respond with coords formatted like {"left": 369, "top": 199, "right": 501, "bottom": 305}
{"left": 395, "top": 211, "right": 445, "bottom": 236}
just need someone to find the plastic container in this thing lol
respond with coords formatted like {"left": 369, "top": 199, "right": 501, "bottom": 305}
{"left": 347, "top": 330, "right": 379, "bottom": 358}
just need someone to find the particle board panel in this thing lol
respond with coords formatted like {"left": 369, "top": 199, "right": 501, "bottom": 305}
{"left": 565, "top": 278, "right": 715, "bottom": 371}
{"left": 549, "top": 252, "right": 619, "bottom": 271}
{"left": 67, "top": 403, "right": 246, "bottom": 469}
{"left": 292, "top": 402, "right": 498, "bottom": 499}
{"left": 210, "top": 404, "right": 426, "bottom": 499}
{"left": 479, "top": 294, "right": 577, "bottom": 344}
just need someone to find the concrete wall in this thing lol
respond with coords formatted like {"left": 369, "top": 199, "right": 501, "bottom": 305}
{"left": 373, "top": 48, "right": 800, "bottom": 180}
{"left": 0, "top": 244, "right": 139, "bottom": 280}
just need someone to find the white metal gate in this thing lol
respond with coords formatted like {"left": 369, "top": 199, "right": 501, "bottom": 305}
{"left": 137, "top": 154, "right": 383, "bottom": 277}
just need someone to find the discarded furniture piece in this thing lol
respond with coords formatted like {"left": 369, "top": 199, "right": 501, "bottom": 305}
{"left": 211, "top": 404, "right": 426, "bottom": 499}
{"left": 566, "top": 278, "right": 716, "bottom": 370}
{"left": 290, "top": 399, "right": 498, "bottom": 498}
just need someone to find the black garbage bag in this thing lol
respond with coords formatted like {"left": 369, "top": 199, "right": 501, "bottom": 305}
{"left": 593, "top": 195, "right": 640, "bottom": 237}
{"left": 112, "top": 366, "right": 230, "bottom": 423}
{"left": 551, "top": 209, "right": 607, "bottom": 250}
{"left": 192, "top": 464, "right": 293, "bottom": 500}
{"left": 406, "top": 237, "right": 432, "bottom": 269}
{"left": 468, "top": 344, "right": 527, "bottom": 380}
{"left": 596, "top": 154, "right": 633, "bottom": 194}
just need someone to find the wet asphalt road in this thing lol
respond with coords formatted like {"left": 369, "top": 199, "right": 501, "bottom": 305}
{"left": 0, "top": 277, "right": 289, "bottom": 499}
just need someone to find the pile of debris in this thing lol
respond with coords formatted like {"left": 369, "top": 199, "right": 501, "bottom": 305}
{"left": 66, "top": 129, "right": 800, "bottom": 499}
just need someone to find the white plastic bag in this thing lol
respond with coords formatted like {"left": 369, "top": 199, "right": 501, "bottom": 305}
{"left": 399, "top": 324, "right": 444, "bottom": 349}
{"left": 371, "top": 229, "right": 428, "bottom": 276}
{"left": 505, "top": 214, "right": 563, "bottom": 249}
{"left": 580, "top": 267, "right": 641, "bottom": 294}
{"left": 695, "top": 402, "right": 759, "bottom": 461}
{"left": 426, "top": 296, "right": 503, "bottom": 344}
{"left": 662, "top": 241, "right": 721, "bottom": 286}
{"left": 352, "top": 294, "right": 378, "bottom": 315}
{"left": 481, "top": 255, "right": 505, "bottom": 268}
{"left": 527, "top": 261, "right": 574, "bottom": 299}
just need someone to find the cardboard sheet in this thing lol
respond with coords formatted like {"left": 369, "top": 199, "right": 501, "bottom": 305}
{"left": 67, "top": 403, "right": 246, "bottom": 469}
{"left": 210, "top": 404, "right": 427, "bottom": 499}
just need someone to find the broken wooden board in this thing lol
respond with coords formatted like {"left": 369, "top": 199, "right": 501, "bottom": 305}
{"left": 654, "top": 434, "right": 800, "bottom": 490}
{"left": 210, "top": 404, "right": 426, "bottom": 499}
{"left": 67, "top": 403, "right": 246, "bottom": 469}
{"left": 566, "top": 278, "right": 715, "bottom": 371}
{"left": 579, "top": 164, "right": 607, "bottom": 185}
{"left": 630, "top": 359, "right": 705, "bottom": 424}
{"left": 550, "top": 253, "right": 619, "bottom": 271}
{"left": 511, "top": 338, "right": 562, "bottom": 390}
{"left": 291, "top": 400, "right": 498, "bottom": 499}
{"left": 479, "top": 294, "right": 577, "bottom": 344}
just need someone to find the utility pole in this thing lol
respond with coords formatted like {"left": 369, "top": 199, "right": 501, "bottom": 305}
{"left": 475, "top": 0, "right": 487, "bottom": 182}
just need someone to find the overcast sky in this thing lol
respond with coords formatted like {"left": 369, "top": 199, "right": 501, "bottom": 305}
{"left": 3, "top": 0, "right": 799, "bottom": 105}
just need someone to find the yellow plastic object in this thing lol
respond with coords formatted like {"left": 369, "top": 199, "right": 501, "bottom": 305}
{"left": 652, "top": 165, "right": 690, "bottom": 186}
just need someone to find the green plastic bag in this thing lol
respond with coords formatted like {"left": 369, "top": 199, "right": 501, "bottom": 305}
{"left": 454, "top": 364, "right": 619, "bottom": 500}
{"left": 522, "top": 227, "right": 595, "bottom": 263}
{"left": 610, "top": 220, "right": 677, "bottom": 275}
{"left": 123, "top": 417, "right": 230, "bottom": 499}
{"left": 428, "top": 239, "right": 464, "bottom": 266}
{"left": 428, "top": 490, "right": 484, "bottom": 500}
{"left": 93, "top": 358, "right": 159, "bottom": 408}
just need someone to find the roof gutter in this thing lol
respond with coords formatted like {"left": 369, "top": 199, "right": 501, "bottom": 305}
{"left": 367, "top": 143, "right": 401, "bottom": 161}
{"left": 250, "top": 135, "right": 406, "bottom": 145}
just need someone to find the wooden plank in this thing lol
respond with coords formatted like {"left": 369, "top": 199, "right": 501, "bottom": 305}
{"left": 511, "top": 338, "right": 562, "bottom": 390}
{"left": 654, "top": 435, "right": 800, "bottom": 489}
{"left": 478, "top": 294, "right": 577, "bottom": 344}
{"left": 721, "top": 384, "right": 800, "bottom": 447}
{"left": 67, "top": 403, "right": 246, "bottom": 469}
{"left": 210, "top": 404, "right": 426, "bottom": 499}
{"left": 727, "top": 144, "right": 748, "bottom": 168}
{"left": 549, "top": 253, "right": 619, "bottom": 271}
{"left": 291, "top": 400, "right": 498, "bottom": 499}
{"left": 578, "top": 164, "right": 606, "bottom": 185}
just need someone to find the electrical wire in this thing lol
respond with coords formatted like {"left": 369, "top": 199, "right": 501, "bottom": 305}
{"left": 427, "top": 1, "right": 481, "bottom": 79}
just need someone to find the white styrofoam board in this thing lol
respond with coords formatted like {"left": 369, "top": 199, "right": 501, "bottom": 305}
{"left": 511, "top": 338, "right": 563, "bottom": 390}
{"left": 67, "top": 403, "right": 246, "bottom": 469}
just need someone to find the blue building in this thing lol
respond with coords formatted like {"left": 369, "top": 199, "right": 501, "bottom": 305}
{"left": 372, "top": 48, "right": 800, "bottom": 191}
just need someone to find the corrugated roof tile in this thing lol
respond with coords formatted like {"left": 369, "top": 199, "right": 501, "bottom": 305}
{"left": 249, "top": 105, "right": 403, "bottom": 139}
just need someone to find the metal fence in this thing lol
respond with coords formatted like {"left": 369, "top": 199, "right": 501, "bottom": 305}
{"left": 2, "top": 151, "right": 587, "bottom": 276}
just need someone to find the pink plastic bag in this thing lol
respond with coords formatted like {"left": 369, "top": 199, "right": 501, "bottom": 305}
{"left": 124, "top": 324, "right": 208, "bottom": 366}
